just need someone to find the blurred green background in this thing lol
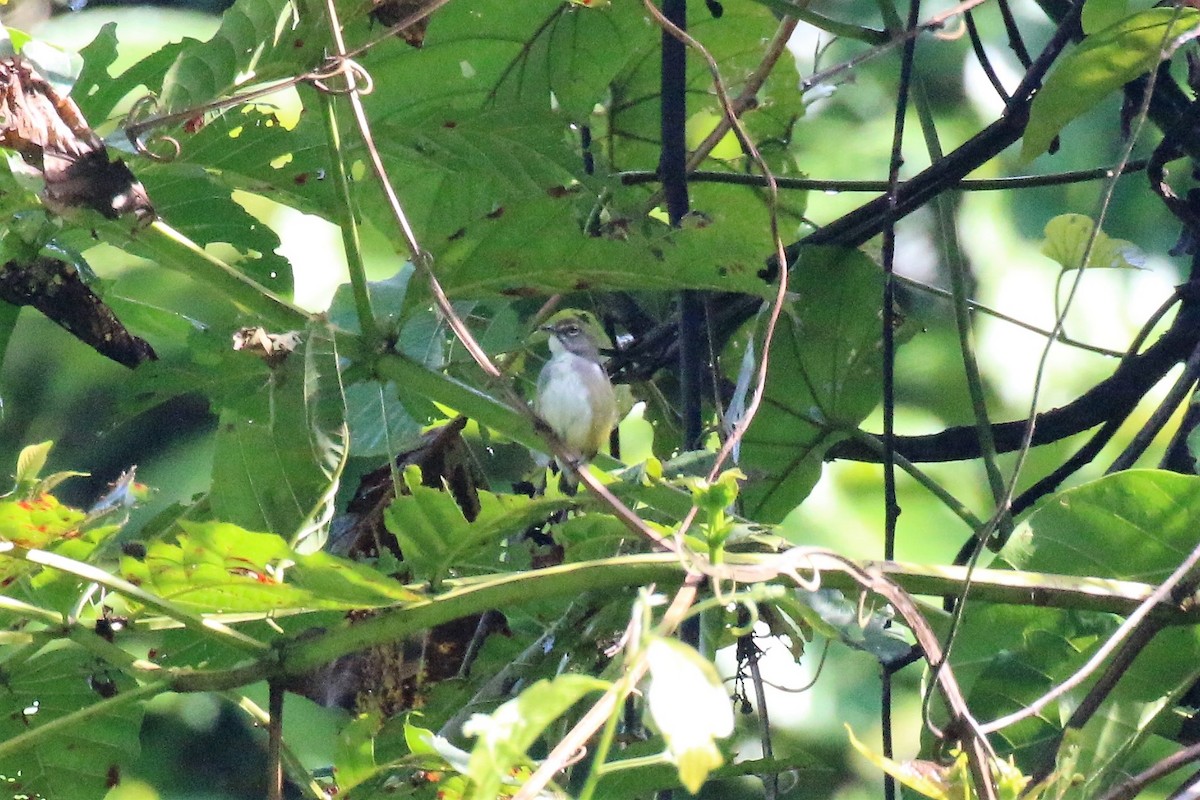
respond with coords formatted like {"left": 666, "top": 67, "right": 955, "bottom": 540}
{"left": 0, "top": 0, "right": 1190, "bottom": 797}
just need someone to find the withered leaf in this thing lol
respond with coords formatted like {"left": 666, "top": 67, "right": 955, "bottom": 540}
{"left": 0, "top": 56, "right": 155, "bottom": 223}
{"left": 369, "top": 0, "right": 439, "bottom": 47}
{"left": 231, "top": 326, "right": 302, "bottom": 367}
{"left": 0, "top": 256, "right": 156, "bottom": 368}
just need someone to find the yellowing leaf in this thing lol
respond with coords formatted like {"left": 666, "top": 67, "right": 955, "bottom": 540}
{"left": 646, "top": 637, "right": 734, "bottom": 793}
{"left": 846, "top": 725, "right": 969, "bottom": 800}
{"left": 1040, "top": 213, "right": 1143, "bottom": 270}
{"left": 685, "top": 109, "right": 742, "bottom": 161}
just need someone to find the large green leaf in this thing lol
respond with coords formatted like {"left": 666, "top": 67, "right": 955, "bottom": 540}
{"left": 424, "top": 192, "right": 776, "bottom": 300}
{"left": 159, "top": 0, "right": 328, "bottom": 112}
{"left": 603, "top": 0, "right": 803, "bottom": 171}
{"left": 363, "top": 105, "right": 586, "bottom": 242}
{"left": 1022, "top": 7, "right": 1200, "bottom": 161}
{"left": 138, "top": 161, "right": 295, "bottom": 296}
{"left": 383, "top": 464, "right": 572, "bottom": 586}
{"left": 948, "top": 471, "right": 1200, "bottom": 796}
{"left": 210, "top": 321, "right": 346, "bottom": 546}
{"left": 169, "top": 104, "right": 333, "bottom": 219}
{"left": 119, "top": 520, "right": 421, "bottom": 611}
{"left": 735, "top": 246, "right": 894, "bottom": 522}
{"left": 73, "top": 25, "right": 188, "bottom": 124}
{"left": 0, "top": 648, "right": 142, "bottom": 800}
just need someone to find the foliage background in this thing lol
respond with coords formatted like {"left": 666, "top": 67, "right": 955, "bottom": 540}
{"left": 0, "top": 0, "right": 1196, "bottom": 799}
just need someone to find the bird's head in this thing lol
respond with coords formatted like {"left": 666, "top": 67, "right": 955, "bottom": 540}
{"left": 539, "top": 312, "right": 607, "bottom": 361}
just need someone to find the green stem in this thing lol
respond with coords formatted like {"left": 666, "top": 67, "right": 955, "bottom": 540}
{"left": 0, "top": 592, "right": 63, "bottom": 624}
{"left": 316, "top": 92, "right": 380, "bottom": 340}
{"left": 576, "top": 681, "right": 625, "bottom": 800}
{"left": 281, "top": 554, "right": 684, "bottom": 675}
{"left": 596, "top": 753, "right": 672, "bottom": 774}
{"left": 0, "top": 679, "right": 168, "bottom": 762}
{"left": 875, "top": 1, "right": 1010, "bottom": 540}
{"left": 1, "top": 544, "right": 269, "bottom": 655}
{"left": 793, "top": 7, "right": 886, "bottom": 43}
{"left": 117, "top": 219, "right": 312, "bottom": 331}
{"left": 843, "top": 427, "right": 985, "bottom": 530}
{"left": 158, "top": 552, "right": 1198, "bottom": 695}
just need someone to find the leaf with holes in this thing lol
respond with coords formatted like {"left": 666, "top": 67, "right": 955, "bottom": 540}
{"left": 0, "top": 647, "right": 142, "bottom": 800}
{"left": 120, "top": 520, "right": 421, "bottom": 611}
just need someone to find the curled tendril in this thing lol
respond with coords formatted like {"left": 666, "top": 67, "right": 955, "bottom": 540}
{"left": 933, "top": 13, "right": 968, "bottom": 41}
{"left": 729, "top": 599, "right": 759, "bottom": 637}
{"left": 306, "top": 56, "right": 374, "bottom": 96}
{"left": 124, "top": 94, "right": 182, "bottom": 163}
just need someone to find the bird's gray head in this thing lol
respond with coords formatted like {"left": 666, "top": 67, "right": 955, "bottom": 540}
{"left": 543, "top": 317, "right": 602, "bottom": 362}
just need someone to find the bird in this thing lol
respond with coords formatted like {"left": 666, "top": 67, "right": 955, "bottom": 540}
{"left": 535, "top": 314, "right": 619, "bottom": 491}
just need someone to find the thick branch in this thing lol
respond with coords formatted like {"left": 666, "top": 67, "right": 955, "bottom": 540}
{"left": 827, "top": 287, "right": 1200, "bottom": 463}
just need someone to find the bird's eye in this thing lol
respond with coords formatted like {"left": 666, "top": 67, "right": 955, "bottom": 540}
{"left": 563, "top": 324, "right": 581, "bottom": 336}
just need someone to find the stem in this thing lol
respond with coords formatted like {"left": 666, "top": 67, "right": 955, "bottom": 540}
{"left": 316, "top": 90, "right": 380, "bottom": 341}
{"left": 134, "top": 220, "right": 312, "bottom": 331}
{"left": 0, "top": 543, "right": 269, "bottom": 655}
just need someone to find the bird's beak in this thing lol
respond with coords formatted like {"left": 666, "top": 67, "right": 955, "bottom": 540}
{"left": 538, "top": 324, "right": 555, "bottom": 334}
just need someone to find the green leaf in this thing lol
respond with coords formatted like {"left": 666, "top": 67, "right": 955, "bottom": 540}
{"left": 1002, "top": 470, "right": 1200, "bottom": 582}
{"left": 462, "top": 674, "right": 608, "bottom": 800}
{"left": 601, "top": 0, "right": 802, "bottom": 172}
{"left": 948, "top": 472, "right": 1200, "bottom": 794}
{"left": 0, "top": 492, "right": 86, "bottom": 549}
{"left": 735, "top": 246, "right": 899, "bottom": 522}
{"left": 1082, "top": 0, "right": 1131, "bottom": 35}
{"left": 486, "top": 3, "right": 656, "bottom": 119}
{"left": 1022, "top": 7, "right": 1200, "bottom": 161}
{"left": 210, "top": 322, "right": 346, "bottom": 547}
{"left": 365, "top": 105, "right": 585, "bottom": 241}
{"left": 427, "top": 194, "right": 776, "bottom": 300}
{"left": 120, "top": 520, "right": 422, "bottom": 611}
{"left": 1039, "top": 213, "right": 1143, "bottom": 271}
{"left": 13, "top": 440, "right": 52, "bottom": 489}
{"left": 160, "top": 0, "right": 326, "bottom": 112}
{"left": 383, "top": 465, "right": 572, "bottom": 585}
{"left": 169, "top": 104, "right": 332, "bottom": 219}
{"left": 0, "top": 648, "right": 143, "bottom": 800}
{"left": 333, "top": 712, "right": 383, "bottom": 792}
{"left": 138, "top": 161, "right": 295, "bottom": 295}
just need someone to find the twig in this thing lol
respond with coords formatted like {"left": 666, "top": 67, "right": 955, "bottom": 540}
{"left": 620, "top": 161, "right": 1150, "bottom": 192}
{"left": 979, "top": 535, "right": 1200, "bottom": 735}
{"left": 267, "top": 680, "right": 285, "bottom": 800}
{"left": 512, "top": 574, "right": 703, "bottom": 800}
{"left": 1107, "top": 338, "right": 1200, "bottom": 472}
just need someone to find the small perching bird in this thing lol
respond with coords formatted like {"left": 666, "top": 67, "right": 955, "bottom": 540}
{"left": 535, "top": 314, "right": 619, "bottom": 490}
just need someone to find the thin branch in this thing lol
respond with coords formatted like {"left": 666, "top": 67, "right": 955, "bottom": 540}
{"left": 620, "top": 161, "right": 1149, "bottom": 192}
{"left": 1098, "top": 743, "right": 1200, "bottom": 800}
{"left": 316, "top": 91, "right": 380, "bottom": 340}
{"left": 1106, "top": 338, "right": 1200, "bottom": 472}
{"left": 0, "top": 543, "right": 269, "bottom": 654}
{"left": 979, "top": 535, "right": 1200, "bottom": 735}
